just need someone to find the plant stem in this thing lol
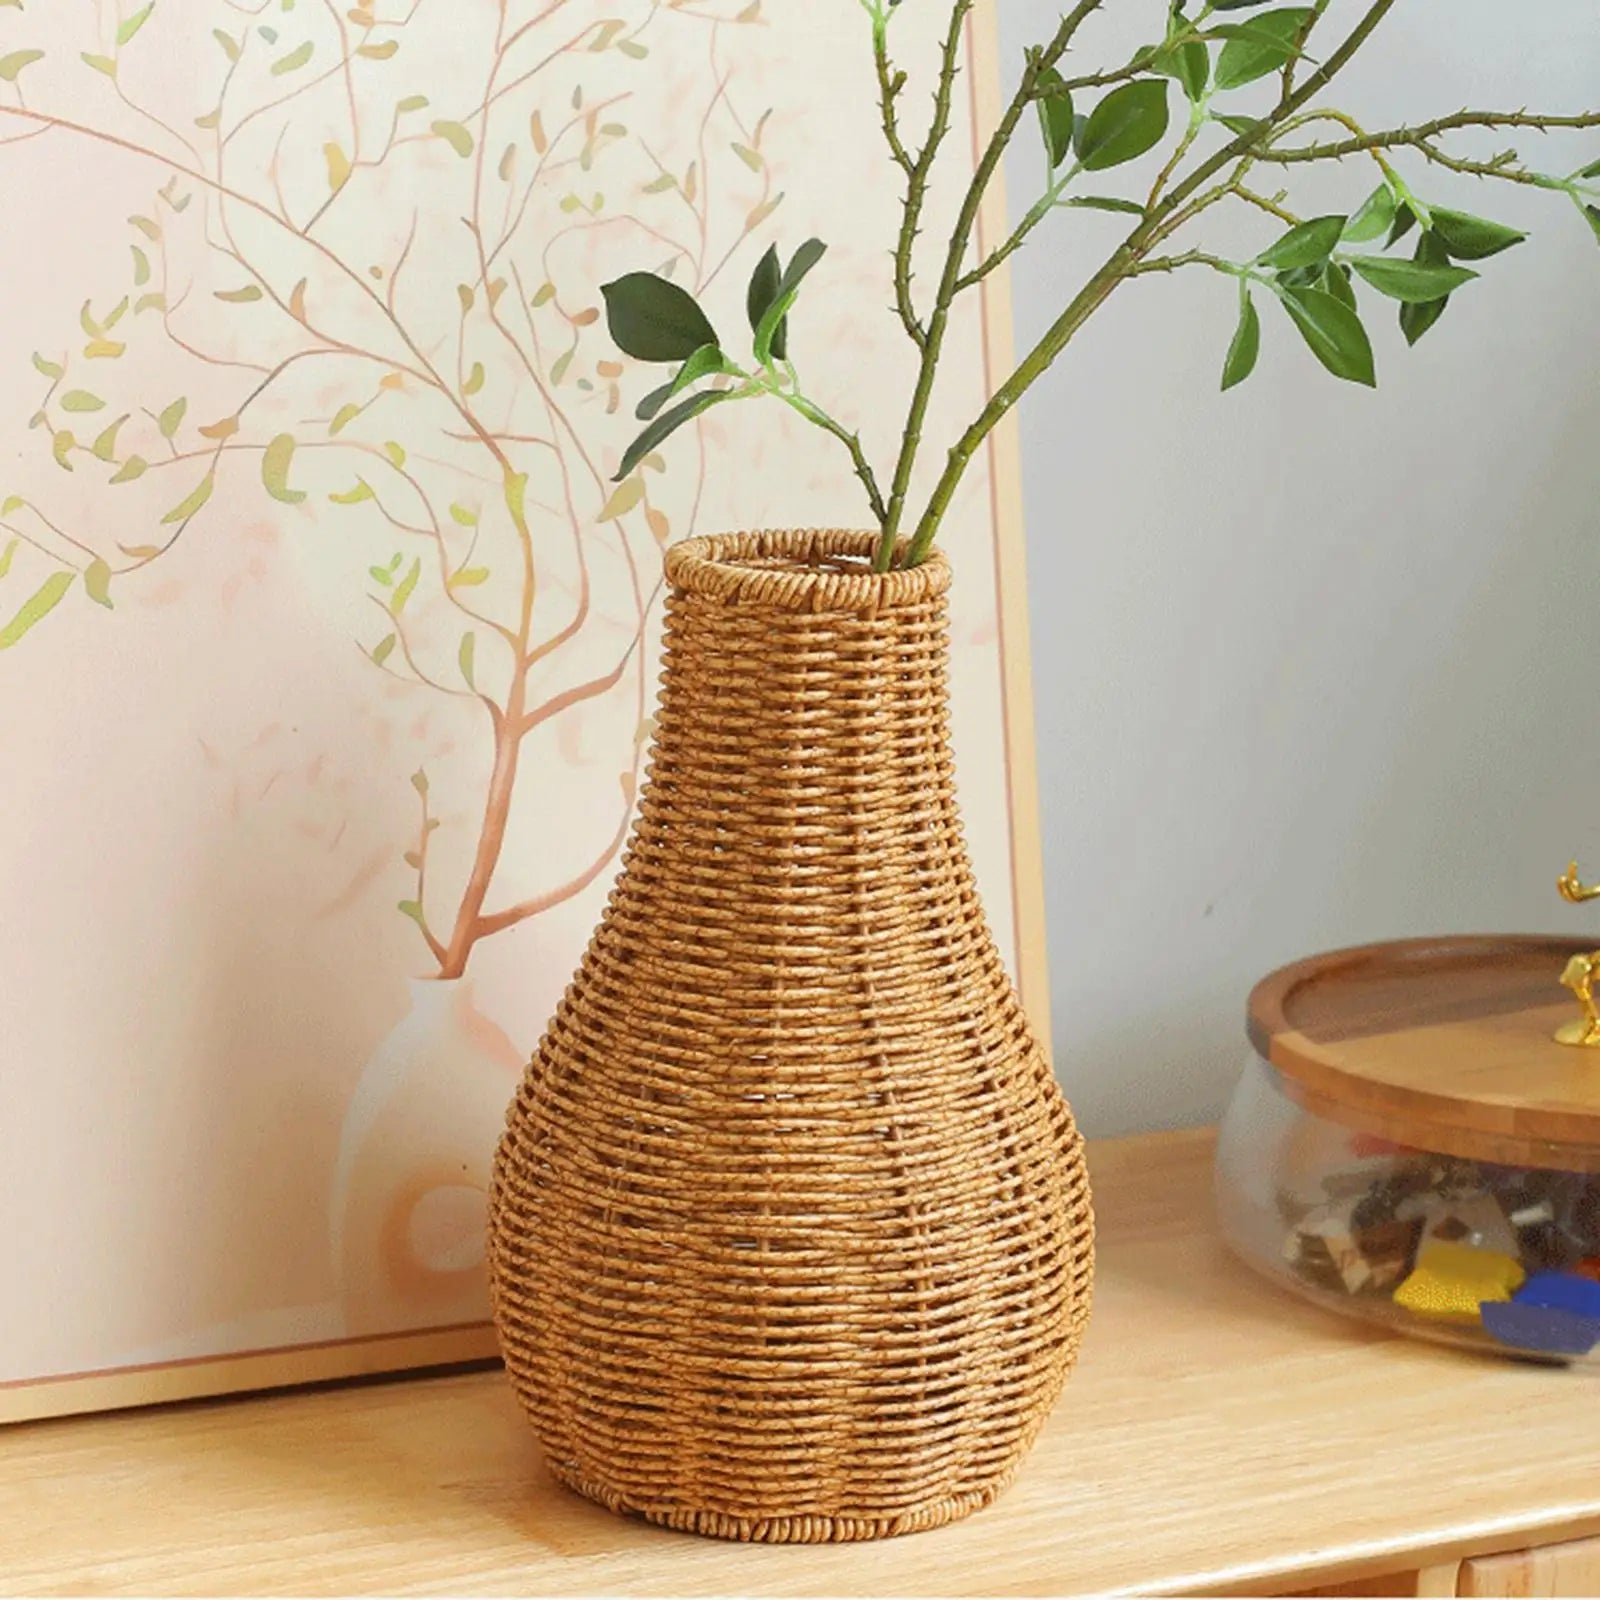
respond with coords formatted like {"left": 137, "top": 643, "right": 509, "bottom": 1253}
{"left": 876, "top": 0, "right": 1108, "bottom": 572}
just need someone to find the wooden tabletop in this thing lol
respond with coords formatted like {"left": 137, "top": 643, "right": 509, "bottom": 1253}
{"left": 7, "top": 1127, "right": 1600, "bottom": 1598}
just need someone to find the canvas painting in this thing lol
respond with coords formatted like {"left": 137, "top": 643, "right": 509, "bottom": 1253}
{"left": 0, "top": 0, "right": 1043, "bottom": 1420}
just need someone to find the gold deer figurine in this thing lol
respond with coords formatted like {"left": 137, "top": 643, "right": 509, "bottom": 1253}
{"left": 1557, "top": 860, "right": 1600, "bottom": 1047}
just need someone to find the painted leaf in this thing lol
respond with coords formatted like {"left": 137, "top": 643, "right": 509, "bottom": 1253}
{"left": 118, "top": 542, "right": 162, "bottom": 558}
{"left": 397, "top": 898, "right": 425, "bottom": 923}
{"left": 82, "top": 53, "right": 118, "bottom": 77}
{"left": 0, "top": 51, "right": 45, "bottom": 82}
{"left": 197, "top": 415, "right": 239, "bottom": 440}
{"left": 271, "top": 40, "right": 313, "bottom": 74}
{"left": 448, "top": 566, "right": 490, "bottom": 589}
{"left": 390, "top": 557, "right": 420, "bottom": 615}
{"left": 463, "top": 361, "right": 485, "bottom": 397}
{"left": 383, "top": 440, "right": 406, "bottom": 469}
{"left": 599, "top": 478, "right": 644, "bottom": 520}
{"left": 51, "top": 431, "right": 74, "bottom": 469}
{"left": 357, "top": 39, "right": 397, "bottom": 58}
{"left": 160, "top": 472, "right": 215, "bottom": 524}
{"left": 129, "top": 214, "right": 161, "bottom": 241}
{"left": 329, "top": 403, "right": 361, "bottom": 435}
{"left": 110, "top": 455, "right": 147, "bottom": 483}
{"left": 84, "top": 558, "right": 114, "bottom": 609}
{"left": 0, "top": 539, "right": 15, "bottom": 578}
{"left": 213, "top": 27, "right": 241, "bottom": 61}
{"left": 432, "top": 120, "right": 474, "bottom": 157}
{"left": 410, "top": 769, "right": 428, "bottom": 797}
{"left": 0, "top": 570, "right": 74, "bottom": 649}
{"left": 449, "top": 502, "right": 478, "bottom": 527}
{"left": 60, "top": 391, "right": 106, "bottom": 413}
{"left": 117, "top": 3, "right": 155, "bottom": 45}
{"left": 84, "top": 339, "right": 125, "bottom": 360}
{"left": 372, "top": 633, "right": 396, "bottom": 666}
{"left": 157, "top": 397, "right": 186, "bottom": 438}
{"left": 503, "top": 470, "right": 527, "bottom": 528}
{"left": 91, "top": 415, "right": 127, "bottom": 461}
{"left": 215, "top": 285, "right": 263, "bottom": 303}
{"left": 397, "top": 93, "right": 428, "bottom": 113}
{"left": 31, "top": 353, "right": 63, "bottom": 380}
{"left": 324, "top": 142, "right": 351, "bottom": 191}
{"left": 330, "top": 479, "right": 374, "bottom": 504}
{"left": 458, "top": 632, "right": 476, "bottom": 688}
{"left": 129, "top": 246, "right": 150, "bottom": 286}
{"left": 0, "top": 496, "right": 21, "bottom": 516}
{"left": 262, "top": 433, "right": 305, "bottom": 503}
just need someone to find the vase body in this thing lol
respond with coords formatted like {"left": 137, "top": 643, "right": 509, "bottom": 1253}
{"left": 488, "top": 529, "right": 1094, "bottom": 1542}
{"left": 332, "top": 977, "right": 522, "bottom": 1335}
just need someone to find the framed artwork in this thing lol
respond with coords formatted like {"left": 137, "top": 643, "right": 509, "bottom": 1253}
{"left": 0, "top": 0, "right": 1047, "bottom": 1423}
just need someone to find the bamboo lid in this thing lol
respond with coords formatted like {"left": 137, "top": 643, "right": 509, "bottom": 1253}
{"left": 1247, "top": 935, "right": 1600, "bottom": 1172}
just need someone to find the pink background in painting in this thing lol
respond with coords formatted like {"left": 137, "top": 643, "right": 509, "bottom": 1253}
{"left": 0, "top": 2, "right": 1017, "bottom": 1387}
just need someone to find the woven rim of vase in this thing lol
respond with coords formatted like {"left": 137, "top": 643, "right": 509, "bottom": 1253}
{"left": 665, "top": 529, "right": 952, "bottom": 614}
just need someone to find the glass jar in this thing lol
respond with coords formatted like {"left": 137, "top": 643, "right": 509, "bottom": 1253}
{"left": 1216, "top": 936, "right": 1600, "bottom": 1365}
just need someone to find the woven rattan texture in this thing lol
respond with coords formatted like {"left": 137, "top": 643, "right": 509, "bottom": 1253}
{"left": 488, "top": 529, "right": 1094, "bottom": 1543}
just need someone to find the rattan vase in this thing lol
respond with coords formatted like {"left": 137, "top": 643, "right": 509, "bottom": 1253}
{"left": 487, "top": 528, "right": 1094, "bottom": 1543}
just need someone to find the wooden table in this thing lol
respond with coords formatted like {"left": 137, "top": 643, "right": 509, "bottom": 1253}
{"left": 7, "top": 1128, "right": 1600, "bottom": 1598}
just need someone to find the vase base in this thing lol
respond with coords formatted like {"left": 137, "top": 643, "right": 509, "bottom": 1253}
{"left": 546, "top": 1460, "right": 1017, "bottom": 1543}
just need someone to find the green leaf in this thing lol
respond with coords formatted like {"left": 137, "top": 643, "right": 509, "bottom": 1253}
{"left": 602, "top": 271, "right": 719, "bottom": 362}
{"left": 214, "top": 285, "right": 263, "bottom": 303}
{"left": 117, "top": 3, "right": 155, "bottom": 44}
{"left": 397, "top": 898, "right": 425, "bottom": 924}
{"left": 330, "top": 479, "right": 374, "bottom": 504}
{"left": 637, "top": 343, "right": 731, "bottom": 421}
{"left": 1427, "top": 207, "right": 1526, "bottom": 261}
{"left": 59, "top": 390, "right": 106, "bottom": 413}
{"left": 463, "top": 360, "right": 485, "bottom": 397}
{"left": 745, "top": 244, "right": 782, "bottom": 351}
{"left": 615, "top": 389, "right": 732, "bottom": 480}
{"left": 1213, "top": 8, "right": 1312, "bottom": 91}
{"left": 1347, "top": 253, "right": 1477, "bottom": 303}
{"left": 458, "top": 632, "right": 476, "bottom": 688}
{"left": 448, "top": 566, "right": 490, "bottom": 589}
{"left": 1321, "top": 261, "right": 1357, "bottom": 311}
{"left": 262, "top": 432, "right": 305, "bottom": 504}
{"left": 1211, "top": 0, "right": 1278, "bottom": 8}
{"left": 158, "top": 396, "right": 186, "bottom": 439}
{"left": 449, "top": 502, "right": 478, "bottom": 527}
{"left": 0, "top": 50, "right": 44, "bottom": 82}
{"left": 410, "top": 769, "right": 429, "bottom": 796}
{"left": 372, "top": 634, "right": 396, "bottom": 667}
{"left": 0, "top": 539, "right": 14, "bottom": 578}
{"left": 599, "top": 478, "right": 644, "bottom": 520}
{"left": 270, "top": 39, "right": 313, "bottom": 74}
{"left": 91, "top": 415, "right": 127, "bottom": 461}
{"left": 82, "top": 53, "right": 118, "bottom": 77}
{"left": 1061, "top": 195, "right": 1147, "bottom": 216}
{"left": 1385, "top": 202, "right": 1417, "bottom": 249}
{"left": 110, "top": 455, "right": 147, "bottom": 483}
{"left": 1213, "top": 112, "right": 1266, "bottom": 139}
{"left": 383, "top": 440, "right": 406, "bottom": 469}
{"left": 397, "top": 93, "right": 429, "bottom": 113}
{"left": 1152, "top": 40, "right": 1208, "bottom": 102}
{"left": 31, "top": 352, "right": 63, "bottom": 380}
{"left": 390, "top": 557, "right": 420, "bottom": 615}
{"left": 84, "top": 558, "right": 114, "bottom": 609}
{"left": 1256, "top": 214, "right": 1345, "bottom": 271}
{"left": 1279, "top": 285, "right": 1375, "bottom": 386}
{"left": 329, "top": 401, "right": 361, "bottom": 435}
{"left": 1035, "top": 65, "right": 1075, "bottom": 169}
{"left": 1221, "top": 286, "right": 1260, "bottom": 392}
{"left": 213, "top": 27, "right": 240, "bottom": 60}
{"left": 1586, "top": 204, "right": 1600, "bottom": 249}
{"left": 431, "top": 119, "right": 474, "bottom": 157}
{"left": 160, "top": 472, "right": 215, "bottom": 524}
{"left": 1077, "top": 80, "right": 1170, "bottom": 172}
{"left": 0, "top": 570, "right": 73, "bottom": 649}
{"left": 753, "top": 238, "right": 826, "bottom": 364}
{"left": 1342, "top": 184, "right": 1397, "bottom": 245}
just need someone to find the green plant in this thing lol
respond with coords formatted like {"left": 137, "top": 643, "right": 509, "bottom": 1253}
{"left": 600, "top": 0, "right": 1600, "bottom": 573}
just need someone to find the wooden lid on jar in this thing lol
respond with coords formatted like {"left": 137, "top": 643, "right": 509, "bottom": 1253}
{"left": 1248, "top": 935, "right": 1600, "bottom": 1172}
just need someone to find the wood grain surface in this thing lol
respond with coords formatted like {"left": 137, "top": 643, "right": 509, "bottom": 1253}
{"left": 5, "top": 1127, "right": 1600, "bottom": 1597}
{"left": 1248, "top": 936, "right": 1600, "bottom": 1169}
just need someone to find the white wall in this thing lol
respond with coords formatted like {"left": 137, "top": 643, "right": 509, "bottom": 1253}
{"left": 999, "top": 1, "right": 1600, "bottom": 1135}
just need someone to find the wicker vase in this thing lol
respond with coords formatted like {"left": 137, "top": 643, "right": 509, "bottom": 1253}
{"left": 487, "top": 528, "right": 1094, "bottom": 1543}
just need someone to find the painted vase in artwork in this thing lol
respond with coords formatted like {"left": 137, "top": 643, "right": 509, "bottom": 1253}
{"left": 330, "top": 977, "right": 523, "bottom": 1336}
